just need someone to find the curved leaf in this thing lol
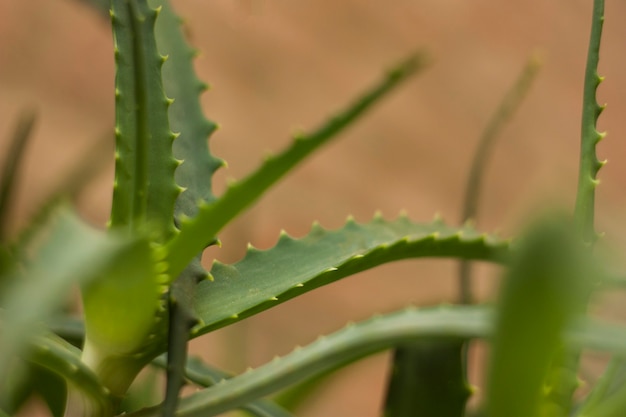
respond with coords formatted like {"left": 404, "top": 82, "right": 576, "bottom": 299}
{"left": 0, "top": 110, "right": 36, "bottom": 241}
{"left": 164, "top": 52, "right": 430, "bottom": 279}
{"left": 127, "top": 305, "right": 492, "bottom": 417}
{"left": 27, "top": 334, "right": 114, "bottom": 416}
{"left": 126, "top": 305, "right": 626, "bottom": 417}
{"left": 192, "top": 215, "right": 509, "bottom": 336}
{"left": 0, "top": 207, "right": 142, "bottom": 391}
{"left": 152, "top": 356, "right": 296, "bottom": 417}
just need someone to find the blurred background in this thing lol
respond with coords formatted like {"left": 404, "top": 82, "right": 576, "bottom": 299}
{"left": 1, "top": 0, "right": 626, "bottom": 415}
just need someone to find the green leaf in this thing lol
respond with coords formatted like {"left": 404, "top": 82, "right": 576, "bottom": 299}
{"left": 164, "top": 52, "right": 430, "bottom": 279}
{"left": 575, "top": 359, "right": 626, "bottom": 416}
{"left": 109, "top": 0, "right": 179, "bottom": 242}
{"left": 80, "top": 233, "right": 162, "bottom": 398}
{"left": 125, "top": 305, "right": 626, "bottom": 417}
{"left": 127, "top": 305, "right": 492, "bottom": 417}
{"left": 28, "top": 365, "right": 68, "bottom": 417}
{"left": 0, "top": 110, "right": 36, "bottom": 241}
{"left": 0, "top": 360, "right": 67, "bottom": 417}
{"left": 146, "top": 1, "right": 223, "bottom": 412}
{"left": 148, "top": 0, "right": 222, "bottom": 216}
{"left": 0, "top": 206, "right": 141, "bottom": 391}
{"left": 382, "top": 341, "right": 471, "bottom": 417}
{"left": 152, "top": 356, "right": 296, "bottom": 417}
{"left": 192, "top": 215, "right": 509, "bottom": 336}
{"left": 382, "top": 56, "right": 542, "bottom": 417}
{"left": 486, "top": 217, "right": 591, "bottom": 417}
{"left": 574, "top": 0, "right": 605, "bottom": 242}
{"left": 27, "top": 333, "right": 114, "bottom": 416}
{"left": 458, "top": 55, "right": 541, "bottom": 303}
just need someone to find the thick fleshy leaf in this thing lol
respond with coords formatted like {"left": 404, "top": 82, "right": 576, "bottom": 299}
{"left": 28, "top": 333, "right": 114, "bottom": 416}
{"left": 191, "top": 215, "right": 509, "bottom": 337}
{"left": 127, "top": 305, "right": 492, "bottom": 417}
{"left": 80, "top": 232, "right": 161, "bottom": 397}
{"left": 383, "top": 341, "right": 470, "bottom": 417}
{"left": 0, "top": 207, "right": 143, "bottom": 392}
{"left": 0, "top": 110, "right": 36, "bottom": 241}
{"left": 164, "top": 52, "right": 429, "bottom": 279}
{"left": 146, "top": 1, "right": 221, "bottom": 412}
{"left": 575, "top": 358, "right": 626, "bottom": 416}
{"left": 126, "top": 305, "right": 626, "bottom": 417}
{"left": 574, "top": 0, "right": 606, "bottom": 242}
{"left": 486, "top": 217, "right": 591, "bottom": 417}
{"left": 147, "top": 0, "right": 222, "bottom": 216}
{"left": 152, "top": 356, "right": 296, "bottom": 417}
{"left": 109, "top": 0, "right": 179, "bottom": 242}
{"left": 0, "top": 361, "right": 67, "bottom": 417}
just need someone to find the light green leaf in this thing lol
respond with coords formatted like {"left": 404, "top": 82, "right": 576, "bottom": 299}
{"left": 486, "top": 217, "right": 591, "bottom": 417}
{"left": 192, "top": 215, "right": 509, "bottom": 336}
{"left": 0, "top": 206, "right": 143, "bottom": 393}
{"left": 27, "top": 333, "right": 113, "bottom": 416}
{"left": 80, "top": 232, "right": 162, "bottom": 397}
{"left": 575, "top": 358, "right": 626, "bottom": 416}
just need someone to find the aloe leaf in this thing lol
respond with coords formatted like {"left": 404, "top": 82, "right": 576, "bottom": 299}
{"left": 152, "top": 356, "right": 296, "bottom": 417}
{"left": 164, "top": 52, "right": 429, "bottom": 279}
{"left": 0, "top": 110, "right": 36, "bottom": 241}
{"left": 131, "top": 310, "right": 626, "bottom": 417}
{"left": 552, "top": 0, "right": 606, "bottom": 412}
{"left": 575, "top": 359, "right": 626, "bottom": 416}
{"left": 10, "top": 133, "right": 112, "bottom": 265}
{"left": 574, "top": 0, "right": 605, "bottom": 243}
{"left": 109, "top": 0, "right": 179, "bottom": 242}
{"left": 148, "top": 0, "right": 222, "bottom": 216}
{"left": 127, "top": 305, "right": 493, "bottom": 417}
{"left": 146, "top": 1, "right": 224, "bottom": 412}
{"left": 160, "top": 279, "right": 198, "bottom": 417}
{"left": 191, "top": 215, "right": 509, "bottom": 336}
{"left": 27, "top": 333, "right": 114, "bottom": 416}
{"left": 0, "top": 361, "right": 67, "bottom": 417}
{"left": 380, "top": 56, "right": 543, "bottom": 417}
{"left": 271, "top": 371, "right": 329, "bottom": 413}
{"left": 486, "top": 217, "right": 591, "bottom": 417}
{"left": 458, "top": 55, "right": 541, "bottom": 304}
{"left": 0, "top": 206, "right": 140, "bottom": 388}
{"left": 382, "top": 340, "right": 471, "bottom": 417}
{"left": 80, "top": 233, "right": 162, "bottom": 398}
{"left": 29, "top": 365, "right": 68, "bottom": 417}
{"left": 125, "top": 305, "right": 626, "bottom": 417}
{"left": 120, "top": 366, "right": 160, "bottom": 414}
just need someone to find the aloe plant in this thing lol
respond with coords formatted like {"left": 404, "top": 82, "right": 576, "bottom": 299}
{"left": 0, "top": 0, "right": 624, "bottom": 416}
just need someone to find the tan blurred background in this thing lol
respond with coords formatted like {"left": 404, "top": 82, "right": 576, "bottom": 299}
{"left": 2, "top": 0, "right": 626, "bottom": 415}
